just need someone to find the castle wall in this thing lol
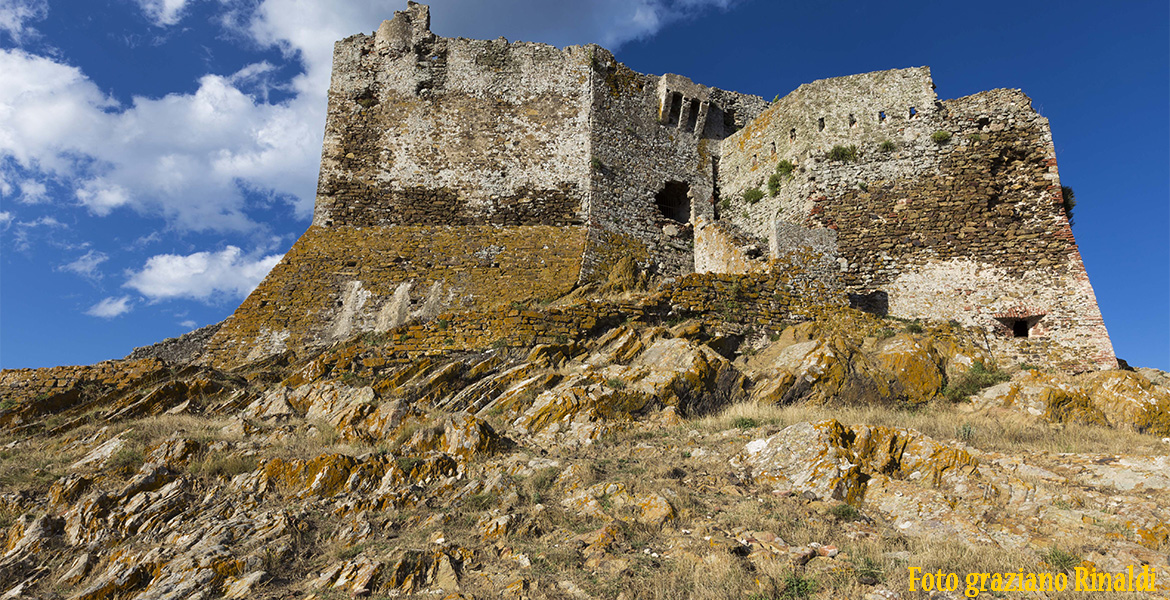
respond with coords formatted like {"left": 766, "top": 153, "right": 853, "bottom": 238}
{"left": 581, "top": 51, "right": 766, "bottom": 281}
{"left": 719, "top": 71, "right": 1115, "bottom": 370}
{"left": 312, "top": 4, "right": 593, "bottom": 228}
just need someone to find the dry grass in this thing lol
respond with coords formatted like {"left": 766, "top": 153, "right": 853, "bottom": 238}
{"left": 699, "top": 401, "right": 1166, "bottom": 456}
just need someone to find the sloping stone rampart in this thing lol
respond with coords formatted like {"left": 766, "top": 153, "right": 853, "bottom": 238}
{"left": 201, "top": 225, "right": 588, "bottom": 368}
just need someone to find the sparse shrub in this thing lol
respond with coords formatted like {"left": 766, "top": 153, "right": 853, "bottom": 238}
{"left": 955, "top": 422, "right": 975, "bottom": 442}
{"left": 829, "top": 503, "right": 861, "bottom": 521}
{"left": 943, "top": 362, "right": 1010, "bottom": 402}
{"left": 876, "top": 327, "right": 895, "bottom": 340}
{"left": 109, "top": 446, "right": 145, "bottom": 474}
{"left": 732, "top": 416, "right": 757, "bottom": 429}
{"left": 465, "top": 492, "right": 495, "bottom": 511}
{"left": 742, "top": 187, "right": 765, "bottom": 205}
{"left": 827, "top": 144, "right": 859, "bottom": 162}
{"left": 931, "top": 130, "right": 952, "bottom": 144}
{"left": 904, "top": 320, "right": 924, "bottom": 334}
{"left": 395, "top": 456, "right": 422, "bottom": 474}
{"left": 966, "top": 133, "right": 984, "bottom": 142}
{"left": 437, "top": 319, "right": 449, "bottom": 330}
{"left": 719, "top": 197, "right": 731, "bottom": 212}
{"left": 192, "top": 452, "right": 258, "bottom": 479}
{"left": 853, "top": 556, "right": 885, "bottom": 583}
{"left": 605, "top": 378, "right": 626, "bottom": 390}
{"left": 0, "top": 398, "right": 16, "bottom": 412}
{"left": 878, "top": 139, "right": 896, "bottom": 152}
{"left": 767, "top": 173, "right": 783, "bottom": 196}
{"left": 590, "top": 157, "right": 604, "bottom": 171}
{"left": 779, "top": 573, "right": 817, "bottom": 599}
{"left": 775, "top": 159, "right": 796, "bottom": 178}
{"left": 1061, "top": 185, "right": 1076, "bottom": 226}
{"left": 491, "top": 338, "right": 507, "bottom": 349}
{"left": 1042, "top": 546, "right": 1081, "bottom": 573}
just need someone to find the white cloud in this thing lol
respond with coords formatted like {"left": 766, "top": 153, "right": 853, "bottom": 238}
{"left": 135, "top": 0, "right": 191, "bottom": 27}
{"left": 125, "top": 245, "right": 283, "bottom": 302}
{"left": 0, "top": 0, "right": 47, "bottom": 43}
{"left": 0, "top": 48, "right": 319, "bottom": 232}
{"left": 0, "top": 0, "right": 735, "bottom": 237}
{"left": 0, "top": 210, "right": 11, "bottom": 229}
{"left": 16, "top": 178, "right": 46, "bottom": 203}
{"left": 60, "top": 249, "right": 109, "bottom": 279}
{"left": 86, "top": 295, "right": 133, "bottom": 318}
{"left": 178, "top": 319, "right": 197, "bottom": 328}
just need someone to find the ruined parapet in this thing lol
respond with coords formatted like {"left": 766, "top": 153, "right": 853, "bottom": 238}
{"left": 125, "top": 321, "right": 224, "bottom": 365}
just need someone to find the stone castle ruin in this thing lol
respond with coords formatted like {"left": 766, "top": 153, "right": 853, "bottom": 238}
{"left": 200, "top": 2, "right": 1115, "bottom": 372}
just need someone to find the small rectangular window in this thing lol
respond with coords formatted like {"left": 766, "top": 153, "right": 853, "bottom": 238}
{"left": 878, "top": 111, "right": 886, "bottom": 121}
{"left": 818, "top": 117, "right": 825, "bottom": 131}
{"left": 789, "top": 128, "right": 796, "bottom": 141}
{"left": 909, "top": 107, "right": 917, "bottom": 118}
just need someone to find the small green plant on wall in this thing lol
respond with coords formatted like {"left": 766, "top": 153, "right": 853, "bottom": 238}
{"left": 767, "top": 173, "right": 783, "bottom": 196}
{"left": 878, "top": 139, "right": 896, "bottom": 152}
{"left": 775, "top": 159, "right": 796, "bottom": 178}
{"left": 742, "top": 187, "right": 764, "bottom": 205}
{"left": 931, "top": 130, "right": 952, "bottom": 144}
{"left": 827, "top": 144, "right": 858, "bottom": 162}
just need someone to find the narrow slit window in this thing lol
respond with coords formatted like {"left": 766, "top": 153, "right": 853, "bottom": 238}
{"left": 817, "top": 117, "right": 825, "bottom": 131}
{"left": 789, "top": 128, "right": 796, "bottom": 141}
{"left": 909, "top": 107, "right": 917, "bottom": 118}
{"left": 848, "top": 114, "right": 857, "bottom": 127}
{"left": 878, "top": 111, "right": 886, "bottom": 122}
{"left": 770, "top": 141, "right": 776, "bottom": 155}
{"left": 666, "top": 92, "right": 683, "bottom": 126}
{"left": 685, "top": 98, "right": 701, "bottom": 131}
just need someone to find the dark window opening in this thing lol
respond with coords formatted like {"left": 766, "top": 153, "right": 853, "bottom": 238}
{"left": 994, "top": 313, "right": 1045, "bottom": 338}
{"left": 817, "top": 117, "right": 825, "bottom": 131}
{"left": 752, "top": 154, "right": 757, "bottom": 166}
{"left": 789, "top": 128, "right": 796, "bottom": 141}
{"left": 770, "top": 141, "right": 776, "bottom": 155}
{"left": 666, "top": 92, "right": 683, "bottom": 126}
{"left": 878, "top": 111, "right": 886, "bottom": 122}
{"left": 909, "top": 107, "right": 917, "bottom": 118}
{"left": 655, "top": 181, "right": 690, "bottom": 223}
{"left": 848, "top": 114, "right": 856, "bottom": 127}
{"left": 685, "top": 98, "right": 701, "bottom": 131}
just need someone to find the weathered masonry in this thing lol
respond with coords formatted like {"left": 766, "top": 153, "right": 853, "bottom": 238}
{"left": 203, "top": 2, "right": 1115, "bottom": 372}
{"left": 717, "top": 69, "right": 1114, "bottom": 371}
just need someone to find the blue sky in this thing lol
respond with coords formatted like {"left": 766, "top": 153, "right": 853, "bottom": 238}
{"left": 1, "top": 0, "right": 1167, "bottom": 370}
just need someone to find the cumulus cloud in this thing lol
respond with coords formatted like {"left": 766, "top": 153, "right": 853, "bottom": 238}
{"left": 86, "top": 295, "right": 133, "bottom": 318}
{"left": 0, "top": 0, "right": 47, "bottom": 43}
{"left": 0, "top": 49, "right": 320, "bottom": 232}
{"left": 60, "top": 249, "right": 109, "bottom": 279}
{"left": 135, "top": 0, "right": 191, "bottom": 27}
{"left": 0, "top": 210, "right": 12, "bottom": 229}
{"left": 124, "top": 245, "right": 283, "bottom": 302}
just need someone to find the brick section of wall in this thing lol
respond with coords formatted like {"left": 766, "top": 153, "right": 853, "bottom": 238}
{"left": 201, "top": 225, "right": 588, "bottom": 368}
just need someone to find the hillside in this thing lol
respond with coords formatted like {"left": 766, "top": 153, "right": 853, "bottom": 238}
{"left": 1, "top": 276, "right": 1167, "bottom": 599}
